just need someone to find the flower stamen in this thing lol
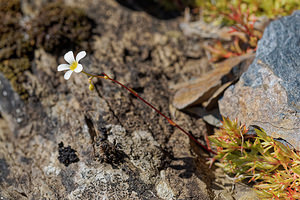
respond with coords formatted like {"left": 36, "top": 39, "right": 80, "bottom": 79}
{"left": 70, "top": 61, "right": 78, "bottom": 71}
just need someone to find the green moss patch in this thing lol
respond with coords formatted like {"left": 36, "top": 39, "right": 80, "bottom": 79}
{"left": 0, "top": 58, "right": 30, "bottom": 100}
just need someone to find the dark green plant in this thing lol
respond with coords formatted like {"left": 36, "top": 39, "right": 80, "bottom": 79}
{"left": 209, "top": 118, "right": 300, "bottom": 199}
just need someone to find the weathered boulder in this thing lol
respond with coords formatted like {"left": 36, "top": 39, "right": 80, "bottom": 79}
{"left": 219, "top": 11, "right": 300, "bottom": 149}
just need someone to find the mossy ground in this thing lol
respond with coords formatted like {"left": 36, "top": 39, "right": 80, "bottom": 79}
{"left": 0, "top": 58, "right": 31, "bottom": 100}
{"left": 29, "top": 1, "right": 94, "bottom": 54}
{"left": 0, "top": 0, "right": 94, "bottom": 99}
{"left": 0, "top": 0, "right": 33, "bottom": 99}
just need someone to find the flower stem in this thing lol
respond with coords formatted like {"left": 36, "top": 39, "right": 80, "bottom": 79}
{"left": 82, "top": 70, "right": 216, "bottom": 155}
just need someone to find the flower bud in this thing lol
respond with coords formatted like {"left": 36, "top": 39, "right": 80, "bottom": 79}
{"left": 89, "top": 84, "right": 94, "bottom": 91}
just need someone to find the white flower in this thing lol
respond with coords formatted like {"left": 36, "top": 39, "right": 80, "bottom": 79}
{"left": 57, "top": 51, "right": 86, "bottom": 80}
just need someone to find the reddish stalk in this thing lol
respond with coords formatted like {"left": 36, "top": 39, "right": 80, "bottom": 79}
{"left": 82, "top": 71, "right": 216, "bottom": 155}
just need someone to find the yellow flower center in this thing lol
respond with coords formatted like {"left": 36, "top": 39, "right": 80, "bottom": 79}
{"left": 70, "top": 61, "right": 78, "bottom": 71}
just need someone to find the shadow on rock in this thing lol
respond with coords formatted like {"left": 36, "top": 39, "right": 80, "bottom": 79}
{"left": 115, "top": 0, "right": 181, "bottom": 19}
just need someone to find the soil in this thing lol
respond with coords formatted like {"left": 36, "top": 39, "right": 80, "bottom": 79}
{"left": 0, "top": 0, "right": 257, "bottom": 199}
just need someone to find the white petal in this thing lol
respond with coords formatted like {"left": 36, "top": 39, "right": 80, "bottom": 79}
{"left": 64, "top": 51, "right": 75, "bottom": 64}
{"left": 64, "top": 70, "right": 73, "bottom": 80}
{"left": 57, "top": 64, "right": 70, "bottom": 71}
{"left": 74, "top": 64, "right": 83, "bottom": 73}
{"left": 76, "top": 51, "right": 86, "bottom": 62}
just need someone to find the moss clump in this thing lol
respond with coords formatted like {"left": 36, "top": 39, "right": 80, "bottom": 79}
{"left": 29, "top": 2, "right": 94, "bottom": 54}
{"left": 0, "top": 16, "right": 33, "bottom": 60}
{"left": 0, "top": 0, "right": 21, "bottom": 14}
{"left": 0, "top": 58, "right": 30, "bottom": 99}
{"left": 0, "top": 0, "right": 33, "bottom": 100}
{"left": 0, "top": 0, "right": 33, "bottom": 60}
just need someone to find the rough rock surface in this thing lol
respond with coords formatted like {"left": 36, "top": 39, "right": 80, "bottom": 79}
{"left": 0, "top": 0, "right": 256, "bottom": 199}
{"left": 219, "top": 11, "right": 300, "bottom": 149}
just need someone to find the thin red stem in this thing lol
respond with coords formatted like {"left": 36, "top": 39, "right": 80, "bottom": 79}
{"left": 85, "top": 71, "right": 216, "bottom": 154}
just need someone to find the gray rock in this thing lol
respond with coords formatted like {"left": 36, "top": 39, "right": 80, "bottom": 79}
{"left": 219, "top": 11, "right": 300, "bottom": 149}
{"left": 0, "top": 0, "right": 258, "bottom": 199}
{"left": 0, "top": 73, "right": 27, "bottom": 134}
{"left": 0, "top": 1, "right": 215, "bottom": 199}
